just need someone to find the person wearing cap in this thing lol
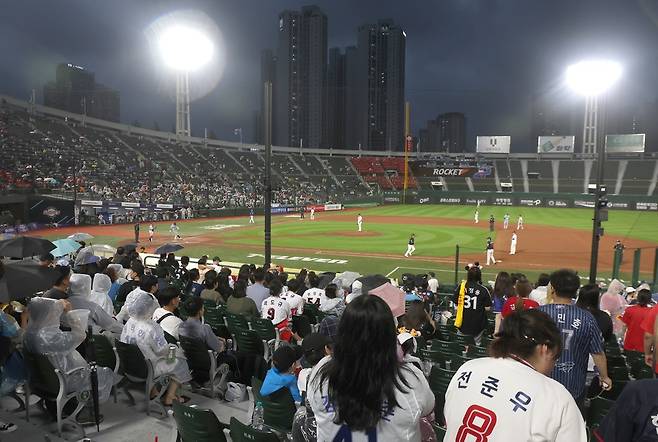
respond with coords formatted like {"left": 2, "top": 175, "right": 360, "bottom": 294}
{"left": 43, "top": 266, "right": 72, "bottom": 300}
{"left": 260, "top": 345, "right": 303, "bottom": 402}
{"left": 115, "top": 261, "right": 145, "bottom": 303}
{"left": 298, "top": 333, "right": 331, "bottom": 395}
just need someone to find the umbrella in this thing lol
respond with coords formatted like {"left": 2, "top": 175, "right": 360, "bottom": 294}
{"left": 67, "top": 232, "right": 94, "bottom": 241}
{"left": 317, "top": 272, "right": 336, "bottom": 289}
{"left": 0, "top": 236, "right": 56, "bottom": 258}
{"left": 119, "top": 243, "right": 138, "bottom": 252}
{"left": 0, "top": 260, "right": 61, "bottom": 302}
{"left": 357, "top": 274, "right": 390, "bottom": 296}
{"left": 154, "top": 243, "right": 184, "bottom": 254}
{"left": 51, "top": 238, "right": 82, "bottom": 257}
{"left": 368, "top": 282, "right": 406, "bottom": 318}
{"left": 89, "top": 244, "right": 116, "bottom": 258}
{"left": 332, "top": 271, "right": 361, "bottom": 290}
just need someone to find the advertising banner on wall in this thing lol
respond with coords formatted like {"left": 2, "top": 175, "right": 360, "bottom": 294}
{"left": 605, "top": 134, "right": 645, "bottom": 153}
{"left": 409, "top": 162, "right": 479, "bottom": 177}
{"left": 476, "top": 136, "right": 511, "bottom": 153}
{"left": 538, "top": 136, "right": 575, "bottom": 153}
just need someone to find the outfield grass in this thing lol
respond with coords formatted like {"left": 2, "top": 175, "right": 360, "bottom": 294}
{"left": 39, "top": 204, "right": 658, "bottom": 284}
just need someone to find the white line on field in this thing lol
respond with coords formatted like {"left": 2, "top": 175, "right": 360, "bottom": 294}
{"left": 385, "top": 266, "right": 400, "bottom": 277}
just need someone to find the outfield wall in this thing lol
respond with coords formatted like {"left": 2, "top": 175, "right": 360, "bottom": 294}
{"left": 381, "top": 191, "right": 658, "bottom": 211}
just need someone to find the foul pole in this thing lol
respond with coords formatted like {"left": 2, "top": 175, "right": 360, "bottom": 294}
{"left": 403, "top": 102, "right": 411, "bottom": 204}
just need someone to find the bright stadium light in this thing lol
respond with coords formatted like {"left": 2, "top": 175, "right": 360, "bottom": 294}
{"left": 565, "top": 59, "right": 622, "bottom": 284}
{"left": 158, "top": 26, "right": 214, "bottom": 72}
{"left": 147, "top": 10, "right": 223, "bottom": 138}
{"left": 566, "top": 60, "right": 622, "bottom": 97}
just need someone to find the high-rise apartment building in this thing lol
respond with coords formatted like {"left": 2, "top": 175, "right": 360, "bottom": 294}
{"left": 43, "top": 63, "right": 120, "bottom": 122}
{"left": 272, "top": 6, "right": 327, "bottom": 148}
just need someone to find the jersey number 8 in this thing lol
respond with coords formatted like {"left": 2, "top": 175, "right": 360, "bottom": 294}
{"left": 456, "top": 404, "right": 497, "bottom": 442}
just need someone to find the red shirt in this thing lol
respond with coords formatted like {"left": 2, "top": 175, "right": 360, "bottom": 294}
{"left": 622, "top": 304, "right": 653, "bottom": 352}
{"left": 501, "top": 297, "right": 540, "bottom": 318}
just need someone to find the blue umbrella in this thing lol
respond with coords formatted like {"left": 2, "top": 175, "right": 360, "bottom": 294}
{"left": 51, "top": 238, "right": 82, "bottom": 257}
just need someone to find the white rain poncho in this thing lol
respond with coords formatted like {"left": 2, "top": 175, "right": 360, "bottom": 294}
{"left": 115, "top": 286, "right": 159, "bottom": 325}
{"left": 106, "top": 264, "right": 127, "bottom": 285}
{"left": 69, "top": 274, "right": 122, "bottom": 335}
{"left": 91, "top": 274, "right": 114, "bottom": 316}
{"left": 119, "top": 291, "right": 191, "bottom": 383}
{"left": 23, "top": 297, "right": 114, "bottom": 401}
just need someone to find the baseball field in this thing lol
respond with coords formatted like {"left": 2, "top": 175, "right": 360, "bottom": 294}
{"left": 32, "top": 204, "right": 658, "bottom": 284}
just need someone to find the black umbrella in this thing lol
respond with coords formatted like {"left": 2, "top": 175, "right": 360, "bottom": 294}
{"left": 0, "top": 236, "right": 55, "bottom": 258}
{"left": 85, "top": 326, "right": 101, "bottom": 432}
{"left": 0, "top": 260, "right": 61, "bottom": 302}
{"left": 154, "top": 243, "right": 184, "bottom": 254}
{"left": 356, "top": 274, "right": 390, "bottom": 295}
{"left": 119, "top": 243, "right": 138, "bottom": 252}
{"left": 317, "top": 272, "right": 336, "bottom": 289}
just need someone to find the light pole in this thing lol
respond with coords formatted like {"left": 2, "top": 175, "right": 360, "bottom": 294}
{"left": 566, "top": 60, "right": 622, "bottom": 284}
{"left": 158, "top": 25, "right": 214, "bottom": 138}
{"left": 233, "top": 128, "right": 243, "bottom": 145}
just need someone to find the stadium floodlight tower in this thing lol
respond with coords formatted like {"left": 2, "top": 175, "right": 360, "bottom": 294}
{"left": 566, "top": 59, "right": 622, "bottom": 284}
{"left": 158, "top": 25, "right": 214, "bottom": 138}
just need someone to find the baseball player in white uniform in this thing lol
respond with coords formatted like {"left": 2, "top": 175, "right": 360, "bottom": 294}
{"left": 503, "top": 213, "right": 510, "bottom": 230}
{"left": 170, "top": 222, "right": 181, "bottom": 240}
{"left": 404, "top": 234, "right": 416, "bottom": 257}
{"left": 486, "top": 237, "right": 497, "bottom": 265}
{"left": 302, "top": 286, "right": 325, "bottom": 306}
{"left": 281, "top": 289, "right": 305, "bottom": 317}
{"left": 357, "top": 213, "right": 363, "bottom": 232}
{"left": 510, "top": 231, "right": 517, "bottom": 255}
{"left": 517, "top": 215, "right": 524, "bottom": 230}
{"left": 261, "top": 295, "right": 292, "bottom": 325}
{"left": 474, "top": 209, "right": 479, "bottom": 224}
{"left": 148, "top": 223, "right": 155, "bottom": 242}
{"left": 310, "top": 207, "right": 315, "bottom": 220}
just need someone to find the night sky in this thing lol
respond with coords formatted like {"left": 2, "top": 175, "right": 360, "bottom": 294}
{"left": 2, "top": 0, "right": 658, "bottom": 151}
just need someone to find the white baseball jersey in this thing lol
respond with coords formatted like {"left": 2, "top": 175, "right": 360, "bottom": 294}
{"left": 511, "top": 233, "right": 517, "bottom": 244}
{"left": 444, "top": 358, "right": 586, "bottom": 442}
{"left": 149, "top": 225, "right": 154, "bottom": 234}
{"left": 281, "top": 290, "right": 305, "bottom": 316}
{"left": 302, "top": 287, "right": 325, "bottom": 306}
{"left": 170, "top": 224, "right": 179, "bottom": 233}
{"left": 357, "top": 215, "right": 363, "bottom": 224}
{"left": 261, "top": 296, "right": 291, "bottom": 325}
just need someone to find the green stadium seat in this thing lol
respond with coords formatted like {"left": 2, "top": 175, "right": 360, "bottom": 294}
{"left": 251, "top": 377, "right": 297, "bottom": 433}
{"left": 172, "top": 401, "right": 228, "bottom": 442}
{"left": 428, "top": 366, "right": 456, "bottom": 425}
{"left": 586, "top": 397, "right": 614, "bottom": 433}
{"left": 466, "top": 345, "right": 489, "bottom": 359}
{"left": 430, "top": 339, "right": 463, "bottom": 355}
{"left": 226, "top": 417, "right": 280, "bottom": 442}
{"left": 179, "top": 336, "right": 230, "bottom": 398}
{"left": 226, "top": 312, "right": 250, "bottom": 334}
{"left": 234, "top": 329, "right": 266, "bottom": 359}
{"left": 419, "top": 348, "right": 447, "bottom": 371}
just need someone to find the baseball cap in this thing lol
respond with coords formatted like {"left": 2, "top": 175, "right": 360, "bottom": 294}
{"left": 302, "top": 333, "right": 331, "bottom": 354}
{"left": 626, "top": 287, "right": 637, "bottom": 294}
{"left": 272, "top": 345, "right": 304, "bottom": 372}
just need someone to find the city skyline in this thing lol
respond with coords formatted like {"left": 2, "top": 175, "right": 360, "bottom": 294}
{"left": 2, "top": 1, "right": 658, "bottom": 151}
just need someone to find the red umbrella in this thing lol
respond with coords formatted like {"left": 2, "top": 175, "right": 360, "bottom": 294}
{"left": 369, "top": 282, "right": 405, "bottom": 318}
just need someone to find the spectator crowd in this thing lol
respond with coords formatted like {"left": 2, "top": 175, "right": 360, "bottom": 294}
{"left": 0, "top": 237, "right": 656, "bottom": 441}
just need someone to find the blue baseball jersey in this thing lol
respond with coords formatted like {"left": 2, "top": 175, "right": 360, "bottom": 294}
{"left": 539, "top": 304, "right": 604, "bottom": 399}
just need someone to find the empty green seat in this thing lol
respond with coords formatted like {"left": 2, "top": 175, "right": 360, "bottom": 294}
{"left": 172, "top": 401, "right": 228, "bottom": 442}
{"left": 226, "top": 417, "right": 280, "bottom": 442}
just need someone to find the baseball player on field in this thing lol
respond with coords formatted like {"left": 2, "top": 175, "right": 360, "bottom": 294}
{"left": 503, "top": 213, "right": 510, "bottom": 230}
{"left": 310, "top": 207, "right": 315, "bottom": 220}
{"left": 486, "top": 237, "right": 497, "bottom": 265}
{"left": 517, "top": 214, "right": 524, "bottom": 230}
{"left": 170, "top": 222, "right": 181, "bottom": 240}
{"left": 510, "top": 231, "right": 518, "bottom": 255}
{"left": 489, "top": 214, "right": 495, "bottom": 232}
{"left": 249, "top": 207, "right": 255, "bottom": 224}
{"left": 357, "top": 213, "right": 363, "bottom": 232}
{"left": 148, "top": 223, "right": 155, "bottom": 242}
{"left": 404, "top": 234, "right": 416, "bottom": 257}
{"left": 474, "top": 209, "right": 479, "bottom": 224}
